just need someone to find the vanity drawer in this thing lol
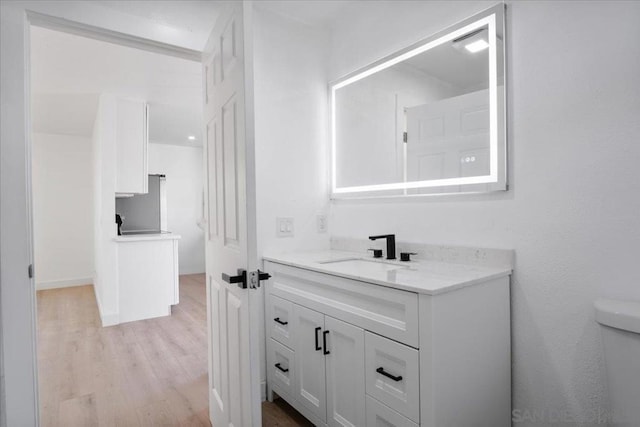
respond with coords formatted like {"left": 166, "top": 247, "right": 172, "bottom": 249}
{"left": 267, "top": 339, "right": 295, "bottom": 399}
{"left": 266, "top": 261, "right": 419, "bottom": 347}
{"left": 365, "top": 332, "right": 420, "bottom": 423}
{"left": 366, "top": 395, "right": 418, "bottom": 427}
{"left": 268, "top": 294, "right": 294, "bottom": 348}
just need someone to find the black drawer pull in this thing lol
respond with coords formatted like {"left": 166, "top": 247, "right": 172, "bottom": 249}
{"left": 274, "top": 317, "right": 288, "bottom": 326}
{"left": 323, "top": 330, "right": 330, "bottom": 355}
{"left": 275, "top": 363, "right": 289, "bottom": 373}
{"left": 315, "top": 327, "right": 322, "bottom": 351}
{"left": 376, "top": 367, "right": 402, "bottom": 382}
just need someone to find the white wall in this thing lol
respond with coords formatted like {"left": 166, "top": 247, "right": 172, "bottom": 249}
{"left": 32, "top": 133, "right": 94, "bottom": 289}
{"left": 148, "top": 143, "right": 205, "bottom": 275}
{"left": 253, "top": 5, "right": 331, "bottom": 393}
{"left": 92, "top": 94, "right": 119, "bottom": 326}
{"left": 327, "top": 1, "right": 640, "bottom": 423}
{"left": 254, "top": 7, "right": 330, "bottom": 258}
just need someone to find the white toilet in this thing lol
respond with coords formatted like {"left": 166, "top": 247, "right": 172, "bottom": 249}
{"left": 595, "top": 298, "right": 640, "bottom": 427}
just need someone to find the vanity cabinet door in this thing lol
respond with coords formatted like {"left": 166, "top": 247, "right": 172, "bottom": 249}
{"left": 292, "top": 304, "right": 327, "bottom": 423}
{"left": 325, "top": 316, "right": 366, "bottom": 427}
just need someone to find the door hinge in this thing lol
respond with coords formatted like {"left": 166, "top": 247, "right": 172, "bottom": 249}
{"left": 403, "top": 132, "right": 408, "bottom": 143}
{"left": 28, "top": 264, "right": 34, "bottom": 279}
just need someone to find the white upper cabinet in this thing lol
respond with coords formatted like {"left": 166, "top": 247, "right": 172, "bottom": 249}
{"left": 116, "top": 97, "right": 148, "bottom": 194}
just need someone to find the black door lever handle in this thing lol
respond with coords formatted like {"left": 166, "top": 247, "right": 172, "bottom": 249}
{"left": 258, "top": 270, "right": 271, "bottom": 281}
{"left": 274, "top": 317, "right": 288, "bottom": 326}
{"left": 221, "top": 269, "right": 247, "bottom": 288}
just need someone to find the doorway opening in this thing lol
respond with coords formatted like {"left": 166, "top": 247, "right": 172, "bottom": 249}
{"left": 28, "top": 11, "right": 306, "bottom": 426}
{"left": 30, "top": 24, "right": 209, "bottom": 425}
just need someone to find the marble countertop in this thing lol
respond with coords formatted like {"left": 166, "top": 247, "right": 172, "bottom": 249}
{"left": 263, "top": 250, "right": 511, "bottom": 296}
{"left": 113, "top": 232, "right": 181, "bottom": 242}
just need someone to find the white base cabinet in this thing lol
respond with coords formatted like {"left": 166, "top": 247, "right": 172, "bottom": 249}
{"left": 265, "top": 260, "right": 511, "bottom": 427}
{"left": 114, "top": 235, "right": 179, "bottom": 324}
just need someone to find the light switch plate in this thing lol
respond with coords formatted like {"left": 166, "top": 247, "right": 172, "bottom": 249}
{"left": 276, "top": 217, "right": 294, "bottom": 237}
{"left": 317, "top": 215, "right": 327, "bottom": 233}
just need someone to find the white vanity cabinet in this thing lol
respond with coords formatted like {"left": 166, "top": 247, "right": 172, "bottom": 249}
{"left": 264, "top": 257, "right": 511, "bottom": 427}
{"left": 267, "top": 294, "right": 367, "bottom": 426}
{"left": 115, "top": 97, "right": 148, "bottom": 195}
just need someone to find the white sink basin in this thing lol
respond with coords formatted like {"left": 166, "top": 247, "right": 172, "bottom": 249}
{"left": 318, "top": 258, "right": 407, "bottom": 274}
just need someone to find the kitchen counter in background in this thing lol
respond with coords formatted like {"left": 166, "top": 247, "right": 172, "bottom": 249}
{"left": 113, "top": 232, "right": 180, "bottom": 242}
{"left": 111, "top": 232, "right": 181, "bottom": 324}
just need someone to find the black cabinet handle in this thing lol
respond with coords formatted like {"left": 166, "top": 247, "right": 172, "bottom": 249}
{"left": 275, "top": 363, "right": 289, "bottom": 373}
{"left": 274, "top": 317, "right": 288, "bottom": 326}
{"left": 376, "top": 367, "right": 402, "bottom": 382}
{"left": 315, "top": 327, "right": 322, "bottom": 351}
{"left": 323, "top": 330, "right": 330, "bottom": 355}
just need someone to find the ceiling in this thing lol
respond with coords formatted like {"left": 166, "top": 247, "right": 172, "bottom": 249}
{"left": 256, "top": 1, "right": 356, "bottom": 27}
{"left": 29, "top": 1, "right": 366, "bottom": 145}
{"left": 31, "top": 26, "right": 203, "bottom": 146}
{"left": 404, "top": 37, "right": 490, "bottom": 91}
{"left": 93, "top": 0, "right": 223, "bottom": 51}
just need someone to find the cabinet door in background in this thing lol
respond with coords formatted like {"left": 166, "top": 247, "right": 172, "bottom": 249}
{"left": 116, "top": 98, "right": 148, "bottom": 194}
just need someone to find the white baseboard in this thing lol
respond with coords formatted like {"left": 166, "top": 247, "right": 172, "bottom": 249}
{"left": 36, "top": 277, "right": 93, "bottom": 290}
{"left": 100, "top": 312, "right": 119, "bottom": 327}
{"left": 93, "top": 284, "right": 119, "bottom": 327}
{"left": 261, "top": 380, "right": 267, "bottom": 402}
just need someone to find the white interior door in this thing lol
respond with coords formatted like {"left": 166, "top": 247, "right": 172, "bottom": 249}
{"left": 202, "top": 2, "right": 261, "bottom": 426}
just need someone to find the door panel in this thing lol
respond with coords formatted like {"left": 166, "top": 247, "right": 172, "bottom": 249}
{"left": 222, "top": 97, "right": 239, "bottom": 246}
{"left": 206, "top": 117, "right": 219, "bottom": 240}
{"left": 406, "top": 89, "right": 490, "bottom": 194}
{"left": 226, "top": 290, "right": 244, "bottom": 426}
{"left": 208, "top": 276, "right": 225, "bottom": 411}
{"left": 203, "top": 2, "right": 260, "bottom": 426}
{"left": 325, "top": 316, "right": 366, "bottom": 427}
{"left": 293, "top": 304, "right": 327, "bottom": 422}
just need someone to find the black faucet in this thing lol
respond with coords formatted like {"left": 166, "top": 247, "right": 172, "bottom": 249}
{"left": 368, "top": 234, "right": 396, "bottom": 260}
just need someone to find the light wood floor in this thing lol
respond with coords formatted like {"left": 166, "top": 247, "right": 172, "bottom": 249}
{"left": 37, "top": 274, "right": 311, "bottom": 426}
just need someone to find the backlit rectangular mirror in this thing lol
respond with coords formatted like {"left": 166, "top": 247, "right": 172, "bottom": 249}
{"left": 331, "top": 5, "right": 506, "bottom": 197}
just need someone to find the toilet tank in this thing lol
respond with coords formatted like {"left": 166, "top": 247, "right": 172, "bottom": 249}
{"left": 595, "top": 299, "right": 640, "bottom": 427}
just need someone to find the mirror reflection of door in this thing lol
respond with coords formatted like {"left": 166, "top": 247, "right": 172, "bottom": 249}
{"left": 405, "top": 89, "right": 490, "bottom": 194}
